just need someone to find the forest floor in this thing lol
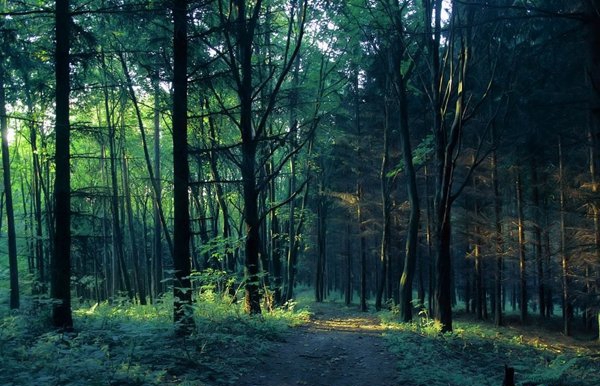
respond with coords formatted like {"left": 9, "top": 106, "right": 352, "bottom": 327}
{"left": 236, "top": 296, "right": 600, "bottom": 386}
{"left": 1, "top": 288, "right": 600, "bottom": 386}
{"left": 236, "top": 301, "right": 398, "bottom": 386}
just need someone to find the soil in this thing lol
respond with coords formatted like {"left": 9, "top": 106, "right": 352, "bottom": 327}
{"left": 238, "top": 301, "right": 399, "bottom": 386}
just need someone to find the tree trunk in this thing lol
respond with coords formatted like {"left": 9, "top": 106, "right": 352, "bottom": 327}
{"left": 587, "top": 0, "right": 600, "bottom": 341}
{"left": 0, "top": 52, "right": 19, "bottom": 309}
{"left": 51, "top": 0, "right": 73, "bottom": 329}
{"left": 206, "top": 102, "right": 234, "bottom": 272}
{"left": 345, "top": 222, "right": 353, "bottom": 306}
{"left": 101, "top": 55, "right": 132, "bottom": 300}
{"left": 492, "top": 141, "right": 503, "bottom": 327}
{"left": 516, "top": 171, "right": 527, "bottom": 323}
{"left": 172, "top": 0, "right": 194, "bottom": 332}
{"left": 236, "top": 0, "right": 262, "bottom": 314}
{"left": 358, "top": 184, "right": 368, "bottom": 312}
{"left": 23, "top": 81, "right": 46, "bottom": 295}
{"left": 397, "top": 61, "right": 420, "bottom": 323}
{"left": 117, "top": 51, "right": 174, "bottom": 264}
{"left": 152, "top": 75, "right": 163, "bottom": 299}
{"left": 122, "top": 152, "right": 147, "bottom": 304}
{"left": 315, "top": 197, "right": 327, "bottom": 302}
{"left": 530, "top": 159, "right": 546, "bottom": 318}
{"left": 376, "top": 55, "right": 392, "bottom": 311}
{"left": 269, "top": 159, "right": 283, "bottom": 304}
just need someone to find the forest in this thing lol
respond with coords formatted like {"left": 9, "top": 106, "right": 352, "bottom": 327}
{"left": 1, "top": 0, "right": 600, "bottom": 385}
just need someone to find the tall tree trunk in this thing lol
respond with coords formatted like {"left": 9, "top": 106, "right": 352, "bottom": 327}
{"left": 397, "top": 61, "right": 420, "bottom": 323}
{"left": 357, "top": 184, "right": 368, "bottom": 312}
{"left": 345, "top": 221, "right": 353, "bottom": 306}
{"left": 286, "top": 180, "right": 310, "bottom": 302}
{"left": 206, "top": 101, "right": 234, "bottom": 272}
{"left": 424, "top": 165, "right": 434, "bottom": 315}
{"left": 0, "top": 52, "right": 19, "bottom": 309}
{"left": 530, "top": 159, "right": 546, "bottom": 317}
{"left": 376, "top": 55, "right": 392, "bottom": 311}
{"left": 474, "top": 195, "right": 484, "bottom": 320}
{"left": 268, "top": 159, "right": 283, "bottom": 304}
{"left": 516, "top": 171, "right": 527, "bottom": 323}
{"left": 122, "top": 152, "right": 147, "bottom": 304}
{"left": 117, "top": 52, "right": 174, "bottom": 262}
{"left": 152, "top": 75, "right": 163, "bottom": 299}
{"left": 285, "top": 154, "right": 297, "bottom": 301}
{"left": 23, "top": 81, "right": 46, "bottom": 294}
{"left": 315, "top": 197, "right": 327, "bottom": 302}
{"left": 589, "top": 0, "right": 600, "bottom": 341}
{"left": 101, "top": 57, "right": 132, "bottom": 300}
{"left": 492, "top": 140, "right": 503, "bottom": 327}
{"left": 51, "top": 0, "right": 73, "bottom": 329}
{"left": 172, "top": 0, "right": 194, "bottom": 332}
{"left": 236, "top": 0, "right": 262, "bottom": 314}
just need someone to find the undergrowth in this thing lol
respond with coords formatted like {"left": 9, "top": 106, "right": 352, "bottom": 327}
{"left": 0, "top": 291, "right": 310, "bottom": 386}
{"left": 380, "top": 310, "right": 600, "bottom": 386}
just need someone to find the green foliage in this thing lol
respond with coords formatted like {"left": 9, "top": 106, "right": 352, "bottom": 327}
{"left": 0, "top": 292, "right": 309, "bottom": 386}
{"left": 380, "top": 312, "right": 600, "bottom": 386}
{"left": 387, "top": 134, "right": 434, "bottom": 178}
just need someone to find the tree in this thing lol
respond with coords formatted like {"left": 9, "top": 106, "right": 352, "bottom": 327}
{"left": 172, "top": 0, "right": 194, "bottom": 332}
{"left": 51, "top": 0, "right": 73, "bottom": 330}
{"left": 0, "top": 25, "right": 19, "bottom": 309}
{"left": 215, "top": 0, "right": 307, "bottom": 313}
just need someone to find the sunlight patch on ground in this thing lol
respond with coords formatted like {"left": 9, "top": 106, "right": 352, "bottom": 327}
{"left": 309, "top": 312, "right": 389, "bottom": 334}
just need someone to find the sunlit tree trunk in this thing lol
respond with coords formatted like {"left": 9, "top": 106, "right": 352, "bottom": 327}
{"left": 51, "top": 0, "right": 73, "bottom": 329}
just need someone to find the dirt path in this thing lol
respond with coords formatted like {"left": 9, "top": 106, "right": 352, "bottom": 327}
{"left": 238, "top": 302, "right": 399, "bottom": 386}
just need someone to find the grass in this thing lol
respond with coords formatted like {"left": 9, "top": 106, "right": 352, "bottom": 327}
{"left": 380, "top": 309, "right": 600, "bottom": 386}
{"left": 0, "top": 290, "right": 311, "bottom": 386}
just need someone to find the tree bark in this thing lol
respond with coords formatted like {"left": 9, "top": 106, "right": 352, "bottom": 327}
{"left": 152, "top": 75, "right": 163, "bottom": 299}
{"left": 315, "top": 197, "right": 327, "bottom": 302}
{"left": 172, "top": 0, "right": 194, "bottom": 332}
{"left": 235, "top": 0, "right": 262, "bottom": 314}
{"left": 530, "top": 158, "right": 546, "bottom": 318}
{"left": 122, "top": 152, "right": 147, "bottom": 304}
{"left": 492, "top": 141, "right": 503, "bottom": 327}
{"left": 51, "top": 0, "right": 73, "bottom": 330}
{"left": 397, "top": 59, "right": 420, "bottom": 323}
{"left": 0, "top": 50, "right": 19, "bottom": 309}
{"left": 516, "top": 171, "right": 527, "bottom": 323}
{"left": 345, "top": 221, "right": 353, "bottom": 306}
{"left": 357, "top": 184, "right": 368, "bottom": 312}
